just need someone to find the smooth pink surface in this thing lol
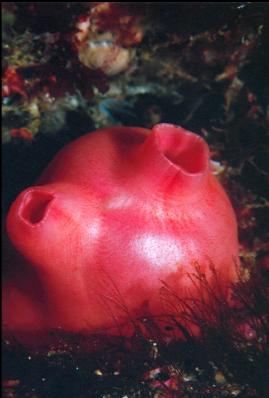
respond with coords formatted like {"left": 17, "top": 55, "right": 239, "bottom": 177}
{"left": 3, "top": 124, "right": 239, "bottom": 341}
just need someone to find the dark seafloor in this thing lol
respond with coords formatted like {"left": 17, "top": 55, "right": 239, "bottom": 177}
{"left": 2, "top": 3, "right": 269, "bottom": 398}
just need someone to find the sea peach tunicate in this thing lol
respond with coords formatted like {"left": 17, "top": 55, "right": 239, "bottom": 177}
{"left": 3, "top": 124, "right": 239, "bottom": 346}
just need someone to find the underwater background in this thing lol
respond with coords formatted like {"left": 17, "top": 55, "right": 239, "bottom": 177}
{"left": 2, "top": 3, "right": 269, "bottom": 397}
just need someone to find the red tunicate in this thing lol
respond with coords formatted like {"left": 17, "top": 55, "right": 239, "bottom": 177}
{"left": 3, "top": 124, "right": 239, "bottom": 347}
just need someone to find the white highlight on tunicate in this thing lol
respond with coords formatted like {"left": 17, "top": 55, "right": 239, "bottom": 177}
{"left": 134, "top": 234, "right": 184, "bottom": 269}
{"left": 107, "top": 194, "right": 133, "bottom": 210}
{"left": 86, "top": 218, "right": 102, "bottom": 239}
